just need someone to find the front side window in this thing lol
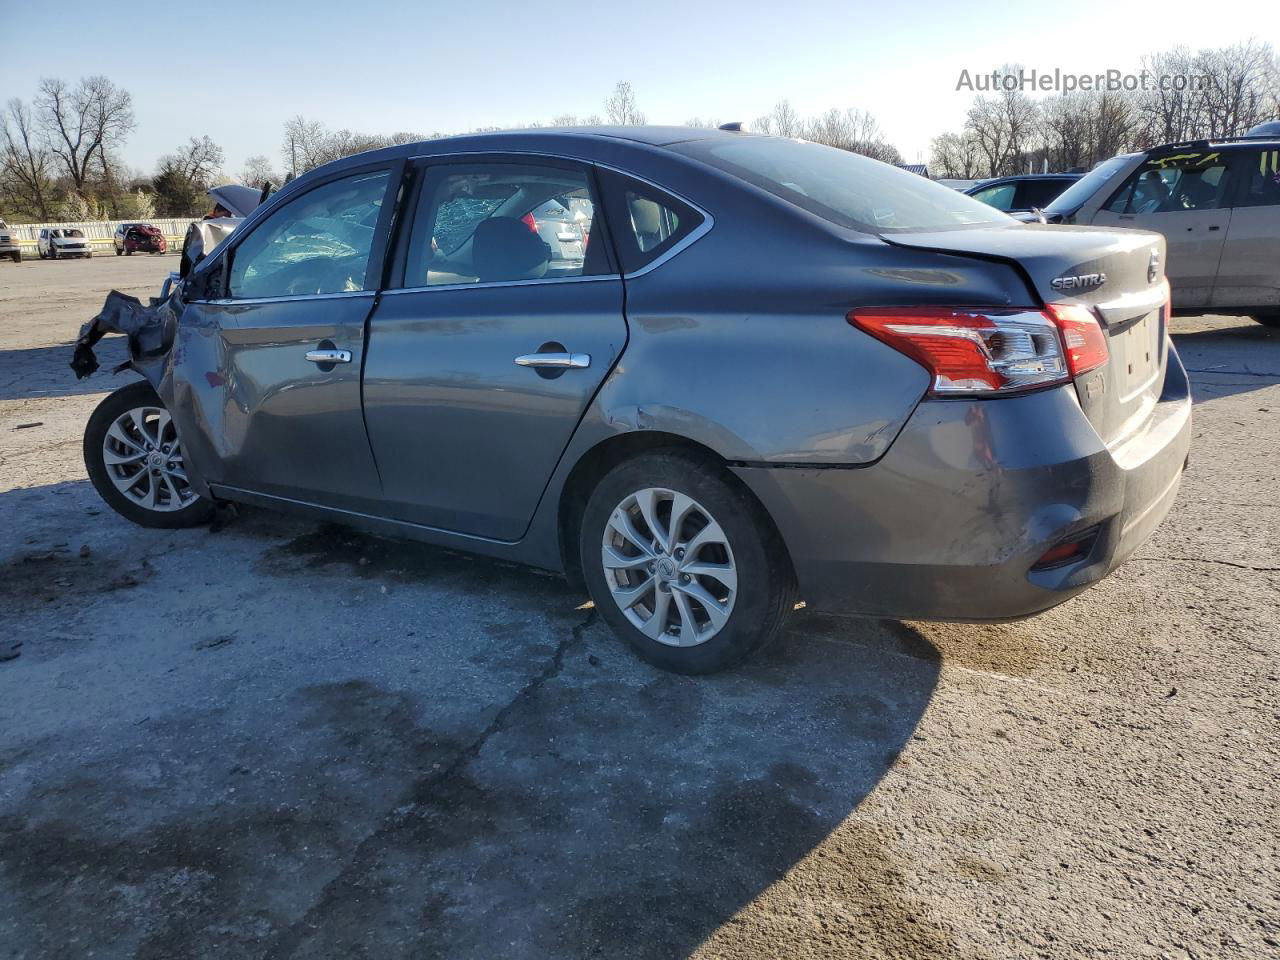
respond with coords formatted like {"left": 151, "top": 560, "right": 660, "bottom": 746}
{"left": 970, "top": 182, "right": 1017, "bottom": 210}
{"left": 1234, "top": 149, "right": 1280, "bottom": 208}
{"left": 403, "top": 163, "right": 605, "bottom": 287}
{"left": 1103, "top": 153, "right": 1230, "bottom": 214}
{"left": 229, "top": 169, "right": 389, "bottom": 299}
{"left": 675, "top": 137, "right": 1009, "bottom": 233}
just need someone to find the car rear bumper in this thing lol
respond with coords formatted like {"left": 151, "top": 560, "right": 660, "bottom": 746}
{"left": 734, "top": 343, "right": 1192, "bottom": 621}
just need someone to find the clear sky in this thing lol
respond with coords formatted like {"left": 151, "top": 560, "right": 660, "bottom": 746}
{"left": 3, "top": 0, "right": 1276, "bottom": 177}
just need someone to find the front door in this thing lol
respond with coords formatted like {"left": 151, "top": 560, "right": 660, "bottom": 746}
{"left": 362, "top": 157, "right": 627, "bottom": 541}
{"left": 1091, "top": 150, "right": 1232, "bottom": 308}
{"left": 169, "top": 164, "right": 398, "bottom": 512}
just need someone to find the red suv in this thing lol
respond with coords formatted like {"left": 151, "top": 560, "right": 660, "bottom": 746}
{"left": 113, "top": 223, "right": 167, "bottom": 256}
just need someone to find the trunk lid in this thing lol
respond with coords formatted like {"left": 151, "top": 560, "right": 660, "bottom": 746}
{"left": 882, "top": 223, "right": 1168, "bottom": 447}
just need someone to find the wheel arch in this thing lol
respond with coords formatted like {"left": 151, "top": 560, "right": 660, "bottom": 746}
{"left": 555, "top": 429, "right": 796, "bottom": 593}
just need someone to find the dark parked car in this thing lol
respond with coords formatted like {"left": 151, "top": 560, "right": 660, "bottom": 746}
{"left": 113, "top": 223, "right": 167, "bottom": 256}
{"left": 78, "top": 127, "right": 1191, "bottom": 673}
{"left": 965, "top": 174, "right": 1082, "bottom": 213}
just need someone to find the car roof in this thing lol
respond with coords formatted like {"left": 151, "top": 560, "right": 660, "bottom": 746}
{"left": 976, "top": 173, "right": 1081, "bottom": 182}
{"left": 1150, "top": 134, "right": 1280, "bottom": 153}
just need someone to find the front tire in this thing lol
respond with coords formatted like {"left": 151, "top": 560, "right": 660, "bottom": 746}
{"left": 84, "top": 380, "right": 214, "bottom": 529}
{"left": 580, "top": 449, "right": 794, "bottom": 674}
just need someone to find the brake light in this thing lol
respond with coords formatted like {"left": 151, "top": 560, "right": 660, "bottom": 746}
{"left": 520, "top": 212, "right": 538, "bottom": 233}
{"left": 848, "top": 306, "right": 1070, "bottom": 395}
{"left": 849, "top": 303, "right": 1110, "bottom": 396}
{"left": 1043, "top": 303, "right": 1108, "bottom": 377}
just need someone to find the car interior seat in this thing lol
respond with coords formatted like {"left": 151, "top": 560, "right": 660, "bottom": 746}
{"left": 472, "top": 217, "right": 551, "bottom": 282}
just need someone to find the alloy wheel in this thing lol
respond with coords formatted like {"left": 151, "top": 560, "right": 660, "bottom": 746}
{"left": 601, "top": 487, "right": 738, "bottom": 647}
{"left": 101, "top": 405, "right": 198, "bottom": 512}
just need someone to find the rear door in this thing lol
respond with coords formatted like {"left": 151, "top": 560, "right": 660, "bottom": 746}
{"left": 169, "top": 162, "right": 399, "bottom": 512}
{"left": 1090, "top": 151, "right": 1232, "bottom": 308}
{"left": 1211, "top": 147, "right": 1280, "bottom": 311}
{"left": 361, "top": 156, "right": 626, "bottom": 541}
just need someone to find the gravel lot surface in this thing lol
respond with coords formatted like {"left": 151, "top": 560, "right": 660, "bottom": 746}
{"left": 1, "top": 255, "right": 1277, "bottom": 959}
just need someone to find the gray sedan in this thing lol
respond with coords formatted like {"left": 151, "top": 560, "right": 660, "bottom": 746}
{"left": 79, "top": 126, "right": 1192, "bottom": 673}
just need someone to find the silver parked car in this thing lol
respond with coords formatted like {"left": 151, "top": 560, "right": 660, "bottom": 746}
{"left": 75, "top": 127, "right": 1191, "bottom": 673}
{"left": 38, "top": 227, "right": 93, "bottom": 259}
{"left": 1041, "top": 124, "right": 1280, "bottom": 327}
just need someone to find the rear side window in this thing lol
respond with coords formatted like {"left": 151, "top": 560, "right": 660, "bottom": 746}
{"left": 400, "top": 161, "right": 610, "bottom": 288}
{"left": 1103, "top": 153, "right": 1230, "bottom": 214}
{"left": 674, "top": 137, "right": 1009, "bottom": 233}
{"left": 599, "top": 171, "right": 704, "bottom": 273}
{"left": 1234, "top": 148, "right": 1280, "bottom": 208}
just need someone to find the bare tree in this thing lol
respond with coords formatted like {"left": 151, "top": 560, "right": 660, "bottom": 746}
{"left": 240, "top": 154, "right": 278, "bottom": 189}
{"left": 1195, "top": 39, "right": 1277, "bottom": 138}
{"left": 35, "top": 76, "right": 134, "bottom": 195}
{"left": 0, "top": 98, "right": 55, "bottom": 221}
{"left": 160, "top": 136, "right": 224, "bottom": 187}
{"left": 153, "top": 136, "right": 224, "bottom": 216}
{"left": 281, "top": 115, "right": 330, "bottom": 176}
{"left": 929, "top": 131, "right": 983, "bottom": 179}
{"left": 605, "top": 81, "right": 645, "bottom": 125}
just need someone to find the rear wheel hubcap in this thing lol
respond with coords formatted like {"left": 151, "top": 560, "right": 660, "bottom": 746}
{"left": 601, "top": 487, "right": 737, "bottom": 647}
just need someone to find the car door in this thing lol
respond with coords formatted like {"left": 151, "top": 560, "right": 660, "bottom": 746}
{"left": 167, "top": 161, "right": 400, "bottom": 513}
{"left": 361, "top": 156, "right": 626, "bottom": 541}
{"left": 1211, "top": 147, "right": 1280, "bottom": 311}
{"left": 1090, "top": 151, "right": 1232, "bottom": 308}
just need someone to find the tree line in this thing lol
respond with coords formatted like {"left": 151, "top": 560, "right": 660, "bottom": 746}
{"left": 930, "top": 41, "right": 1279, "bottom": 179}
{"left": 0, "top": 76, "right": 233, "bottom": 222}
{"left": 2, "top": 49, "right": 1275, "bottom": 226}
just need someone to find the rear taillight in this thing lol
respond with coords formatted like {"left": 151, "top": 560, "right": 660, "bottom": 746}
{"left": 520, "top": 212, "right": 538, "bottom": 233}
{"left": 1043, "top": 303, "right": 1108, "bottom": 377}
{"left": 848, "top": 304, "right": 1110, "bottom": 397}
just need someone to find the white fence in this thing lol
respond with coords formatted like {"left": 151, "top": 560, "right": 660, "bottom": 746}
{"left": 6, "top": 217, "right": 200, "bottom": 253}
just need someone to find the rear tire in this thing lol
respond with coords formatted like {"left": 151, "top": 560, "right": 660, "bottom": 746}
{"left": 125, "top": 248, "right": 133, "bottom": 256}
{"left": 9, "top": 252, "right": 19, "bottom": 264}
{"left": 84, "top": 380, "right": 215, "bottom": 529}
{"left": 580, "top": 449, "right": 794, "bottom": 674}
{"left": 115, "top": 247, "right": 122, "bottom": 256}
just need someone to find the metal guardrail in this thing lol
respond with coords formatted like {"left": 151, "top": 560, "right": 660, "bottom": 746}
{"left": 4, "top": 217, "right": 197, "bottom": 254}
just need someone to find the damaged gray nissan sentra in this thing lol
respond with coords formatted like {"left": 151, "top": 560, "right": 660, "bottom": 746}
{"left": 71, "top": 125, "right": 1192, "bottom": 674}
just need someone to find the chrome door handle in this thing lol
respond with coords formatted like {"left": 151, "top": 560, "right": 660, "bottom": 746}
{"left": 514, "top": 352, "right": 591, "bottom": 369}
{"left": 305, "top": 349, "right": 352, "bottom": 364}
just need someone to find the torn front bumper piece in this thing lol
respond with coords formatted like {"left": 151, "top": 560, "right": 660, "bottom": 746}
{"left": 70, "top": 290, "right": 179, "bottom": 388}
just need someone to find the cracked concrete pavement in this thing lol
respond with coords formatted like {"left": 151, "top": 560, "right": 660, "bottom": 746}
{"left": 1, "top": 256, "right": 1277, "bottom": 959}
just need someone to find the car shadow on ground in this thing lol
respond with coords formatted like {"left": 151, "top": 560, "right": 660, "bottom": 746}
{"left": 1, "top": 495, "right": 945, "bottom": 959}
{"left": 0, "top": 339, "right": 138, "bottom": 402}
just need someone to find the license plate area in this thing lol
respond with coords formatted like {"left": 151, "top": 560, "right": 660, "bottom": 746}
{"left": 1109, "top": 310, "right": 1161, "bottom": 403}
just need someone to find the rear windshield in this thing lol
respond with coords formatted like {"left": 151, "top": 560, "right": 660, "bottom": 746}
{"left": 1043, "top": 155, "right": 1133, "bottom": 215}
{"left": 673, "top": 137, "right": 1011, "bottom": 233}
